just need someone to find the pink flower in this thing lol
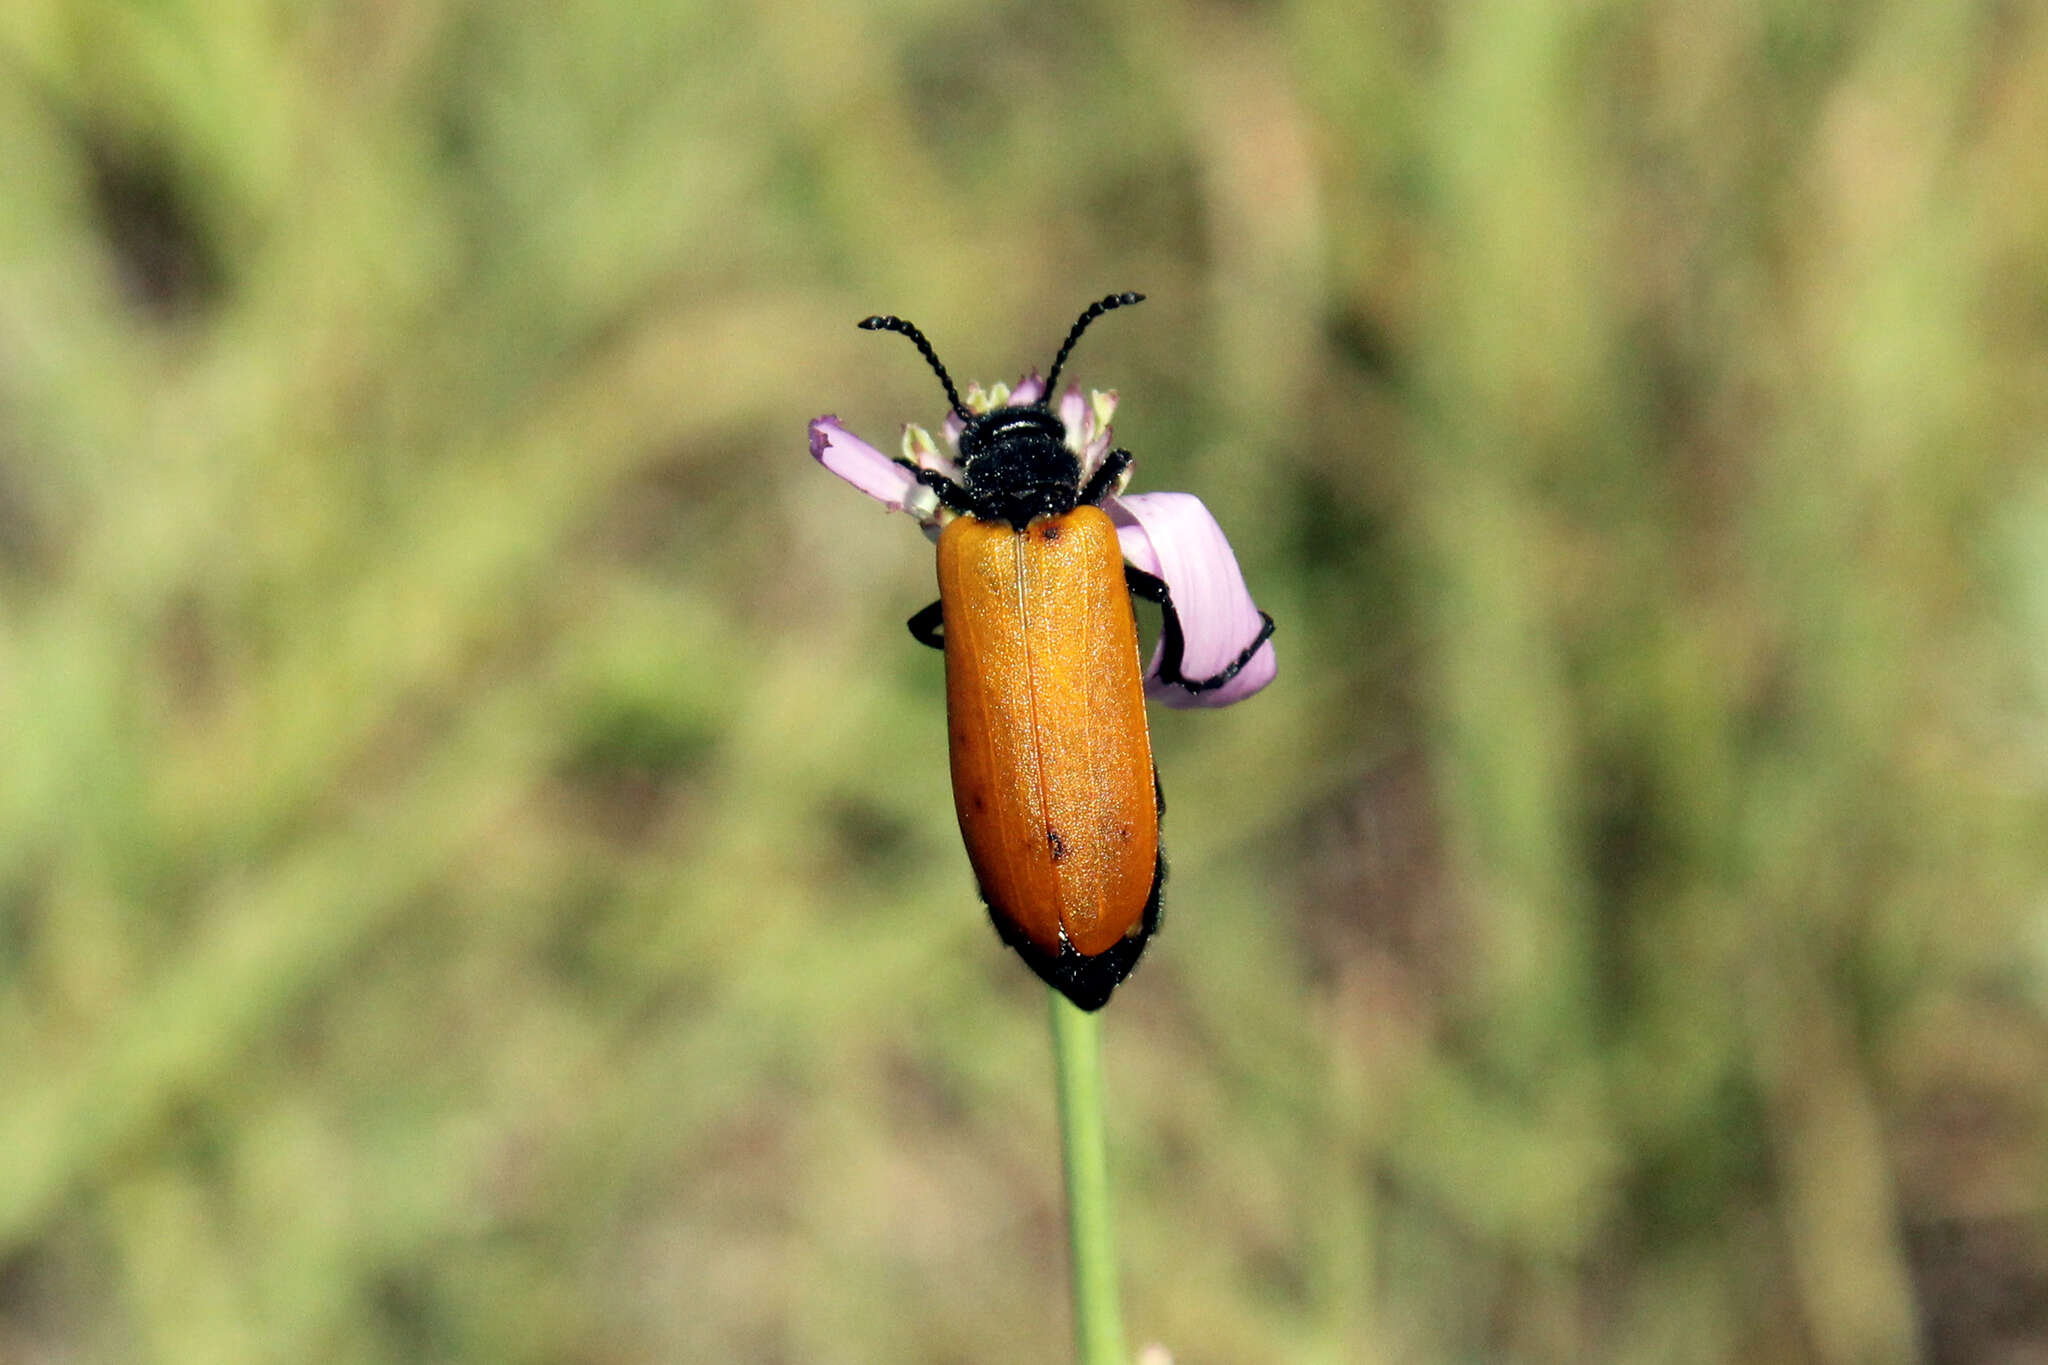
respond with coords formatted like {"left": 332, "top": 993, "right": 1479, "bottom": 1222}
{"left": 1109, "top": 490, "right": 1276, "bottom": 708}
{"left": 812, "top": 296, "right": 1277, "bottom": 1010}
{"left": 809, "top": 296, "right": 1275, "bottom": 705}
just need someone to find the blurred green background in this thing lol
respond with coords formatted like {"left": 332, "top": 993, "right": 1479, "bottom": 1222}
{"left": 4, "top": 1, "right": 2047, "bottom": 1362}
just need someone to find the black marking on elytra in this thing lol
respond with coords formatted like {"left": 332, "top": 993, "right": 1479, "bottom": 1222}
{"left": 982, "top": 849, "right": 1165, "bottom": 1011}
{"left": 1047, "top": 827, "right": 1068, "bottom": 862}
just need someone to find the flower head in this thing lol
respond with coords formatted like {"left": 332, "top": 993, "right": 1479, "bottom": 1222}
{"left": 809, "top": 368, "right": 1275, "bottom": 707}
{"left": 812, "top": 295, "right": 1276, "bottom": 1013}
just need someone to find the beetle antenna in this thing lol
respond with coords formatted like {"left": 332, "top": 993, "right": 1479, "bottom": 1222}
{"left": 1043, "top": 291, "right": 1144, "bottom": 396}
{"left": 858, "top": 314, "right": 970, "bottom": 420}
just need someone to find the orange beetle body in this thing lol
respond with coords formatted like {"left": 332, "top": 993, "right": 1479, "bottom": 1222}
{"left": 937, "top": 507, "right": 1161, "bottom": 1006}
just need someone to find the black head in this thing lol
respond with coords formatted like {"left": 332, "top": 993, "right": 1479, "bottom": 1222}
{"left": 858, "top": 292, "right": 1143, "bottom": 529}
{"left": 955, "top": 404, "right": 1080, "bottom": 527}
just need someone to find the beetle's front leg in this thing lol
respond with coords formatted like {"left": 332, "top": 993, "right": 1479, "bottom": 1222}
{"left": 911, "top": 467, "right": 978, "bottom": 516}
{"left": 1077, "top": 449, "right": 1132, "bottom": 507}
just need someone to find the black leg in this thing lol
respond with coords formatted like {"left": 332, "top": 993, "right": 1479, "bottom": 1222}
{"left": 1124, "top": 565, "right": 1168, "bottom": 606}
{"left": 907, "top": 600, "right": 945, "bottom": 650}
{"left": 1124, "top": 566, "right": 1276, "bottom": 693}
{"left": 911, "top": 466, "right": 977, "bottom": 516}
{"left": 1078, "top": 449, "right": 1132, "bottom": 507}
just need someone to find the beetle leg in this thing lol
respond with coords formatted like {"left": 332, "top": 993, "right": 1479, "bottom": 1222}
{"left": 1124, "top": 566, "right": 1276, "bottom": 693}
{"left": 910, "top": 466, "right": 978, "bottom": 516}
{"left": 1077, "top": 448, "right": 1132, "bottom": 507}
{"left": 907, "top": 600, "right": 945, "bottom": 650}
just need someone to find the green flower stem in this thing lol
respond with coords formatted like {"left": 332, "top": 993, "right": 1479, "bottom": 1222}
{"left": 1049, "top": 988, "right": 1126, "bottom": 1365}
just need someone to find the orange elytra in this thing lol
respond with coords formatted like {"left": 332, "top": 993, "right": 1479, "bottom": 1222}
{"left": 937, "top": 506, "right": 1161, "bottom": 1006}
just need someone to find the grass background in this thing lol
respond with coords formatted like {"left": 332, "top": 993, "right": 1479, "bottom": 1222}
{"left": 4, "top": 1, "right": 2048, "bottom": 1361}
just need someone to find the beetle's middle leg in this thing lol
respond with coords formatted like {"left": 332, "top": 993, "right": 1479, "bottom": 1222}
{"left": 1124, "top": 566, "right": 1275, "bottom": 693}
{"left": 907, "top": 600, "right": 945, "bottom": 650}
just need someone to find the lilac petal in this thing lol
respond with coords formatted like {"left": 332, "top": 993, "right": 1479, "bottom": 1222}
{"left": 1057, "top": 384, "right": 1088, "bottom": 449}
{"left": 810, "top": 415, "right": 922, "bottom": 512}
{"left": 1081, "top": 427, "right": 1113, "bottom": 479}
{"left": 1109, "top": 492, "right": 1276, "bottom": 708}
{"left": 1010, "top": 372, "right": 1046, "bottom": 406}
{"left": 941, "top": 411, "right": 965, "bottom": 449}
